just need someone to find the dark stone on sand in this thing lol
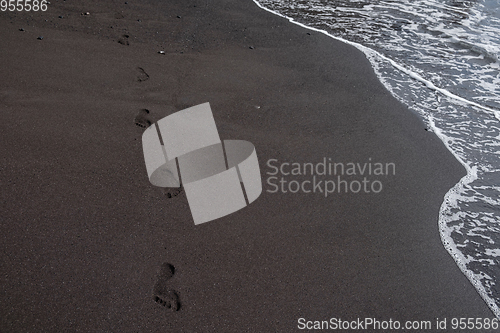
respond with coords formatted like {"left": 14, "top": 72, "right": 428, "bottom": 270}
{"left": 176, "top": 15, "right": 181, "bottom": 18}
{"left": 37, "top": 36, "right": 43, "bottom": 40}
{"left": 249, "top": 46, "right": 254, "bottom": 49}
{"left": 19, "top": 28, "right": 24, "bottom": 31}
{"left": 58, "top": 15, "right": 63, "bottom": 19}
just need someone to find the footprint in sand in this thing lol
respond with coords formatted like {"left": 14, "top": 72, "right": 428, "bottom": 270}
{"left": 153, "top": 262, "right": 181, "bottom": 311}
{"left": 134, "top": 109, "right": 153, "bottom": 128}
{"left": 162, "top": 186, "right": 183, "bottom": 199}
{"left": 136, "top": 67, "right": 150, "bottom": 82}
{"left": 118, "top": 34, "right": 130, "bottom": 45}
{"left": 134, "top": 110, "right": 183, "bottom": 198}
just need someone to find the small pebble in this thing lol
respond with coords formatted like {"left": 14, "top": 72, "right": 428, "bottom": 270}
{"left": 307, "top": 32, "right": 311, "bottom": 35}
{"left": 176, "top": 15, "right": 181, "bottom": 18}
{"left": 37, "top": 36, "right": 43, "bottom": 40}
{"left": 137, "top": 19, "right": 141, "bottom": 22}
{"left": 249, "top": 46, "right": 254, "bottom": 49}
{"left": 58, "top": 15, "right": 63, "bottom": 18}
{"left": 158, "top": 50, "right": 165, "bottom": 54}
{"left": 19, "top": 28, "right": 25, "bottom": 31}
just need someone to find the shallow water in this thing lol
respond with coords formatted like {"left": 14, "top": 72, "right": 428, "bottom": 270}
{"left": 254, "top": 0, "right": 500, "bottom": 317}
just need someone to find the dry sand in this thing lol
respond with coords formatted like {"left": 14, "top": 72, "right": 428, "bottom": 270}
{"left": 0, "top": 0, "right": 495, "bottom": 331}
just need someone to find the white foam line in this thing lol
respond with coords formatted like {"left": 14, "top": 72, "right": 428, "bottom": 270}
{"left": 252, "top": 0, "right": 500, "bottom": 117}
{"left": 431, "top": 117, "right": 500, "bottom": 319}
{"left": 252, "top": 0, "right": 500, "bottom": 319}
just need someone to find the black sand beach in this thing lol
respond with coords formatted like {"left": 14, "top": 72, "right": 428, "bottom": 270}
{"left": 0, "top": 0, "right": 495, "bottom": 331}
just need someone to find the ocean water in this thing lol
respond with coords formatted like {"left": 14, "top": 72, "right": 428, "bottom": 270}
{"left": 253, "top": 0, "right": 500, "bottom": 318}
